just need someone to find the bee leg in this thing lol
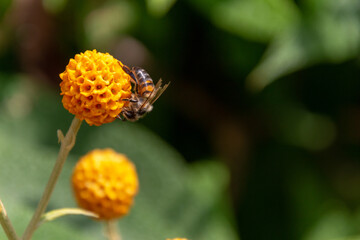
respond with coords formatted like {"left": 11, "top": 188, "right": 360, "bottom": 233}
{"left": 121, "top": 64, "right": 132, "bottom": 75}
{"left": 117, "top": 114, "right": 128, "bottom": 121}
{"left": 121, "top": 64, "right": 137, "bottom": 85}
{"left": 130, "top": 77, "right": 137, "bottom": 85}
{"left": 122, "top": 98, "right": 138, "bottom": 103}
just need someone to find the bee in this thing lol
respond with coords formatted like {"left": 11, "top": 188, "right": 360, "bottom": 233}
{"left": 118, "top": 65, "right": 170, "bottom": 122}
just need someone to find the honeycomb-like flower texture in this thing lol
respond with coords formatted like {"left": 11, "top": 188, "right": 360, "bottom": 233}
{"left": 72, "top": 149, "right": 139, "bottom": 220}
{"left": 60, "top": 50, "right": 132, "bottom": 126}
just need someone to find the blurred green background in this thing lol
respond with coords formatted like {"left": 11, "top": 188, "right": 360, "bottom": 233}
{"left": 0, "top": 0, "right": 360, "bottom": 239}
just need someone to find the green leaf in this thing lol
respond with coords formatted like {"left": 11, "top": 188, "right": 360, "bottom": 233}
{"left": 146, "top": 0, "right": 177, "bottom": 17}
{"left": 84, "top": 1, "right": 137, "bottom": 48}
{"left": 0, "top": 79, "right": 238, "bottom": 240}
{"left": 246, "top": 26, "right": 311, "bottom": 91}
{"left": 246, "top": 0, "right": 360, "bottom": 91}
{"left": 42, "top": 0, "right": 68, "bottom": 14}
{"left": 303, "top": 209, "right": 352, "bottom": 240}
{"left": 0, "top": 0, "right": 11, "bottom": 19}
{"left": 211, "top": 0, "right": 300, "bottom": 42}
{"left": 188, "top": 0, "right": 300, "bottom": 42}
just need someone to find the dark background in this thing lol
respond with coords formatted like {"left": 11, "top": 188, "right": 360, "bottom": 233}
{"left": 1, "top": 0, "right": 360, "bottom": 239}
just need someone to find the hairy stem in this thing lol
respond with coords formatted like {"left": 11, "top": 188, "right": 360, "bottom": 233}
{"left": 105, "top": 220, "right": 121, "bottom": 240}
{"left": 22, "top": 117, "right": 82, "bottom": 240}
{"left": 0, "top": 199, "right": 20, "bottom": 240}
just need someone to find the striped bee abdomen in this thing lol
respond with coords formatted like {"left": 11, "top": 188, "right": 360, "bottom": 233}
{"left": 133, "top": 67, "right": 154, "bottom": 97}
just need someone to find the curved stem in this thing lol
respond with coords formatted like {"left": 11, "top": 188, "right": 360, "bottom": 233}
{"left": 0, "top": 199, "right": 20, "bottom": 240}
{"left": 22, "top": 117, "right": 82, "bottom": 240}
{"left": 105, "top": 220, "right": 121, "bottom": 240}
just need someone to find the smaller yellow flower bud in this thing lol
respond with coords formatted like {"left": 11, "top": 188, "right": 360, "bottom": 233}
{"left": 72, "top": 149, "right": 138, "bottom": 220}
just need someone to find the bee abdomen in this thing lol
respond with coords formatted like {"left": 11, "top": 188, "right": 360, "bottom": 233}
{"left": 139, "top": 81, "right": 154, "bottom": 97}
{"left": 133, "top": 67, "right": 155, "bottom": 97}
{"left": 133, "top": 67, "right": 151, "bottom": 83}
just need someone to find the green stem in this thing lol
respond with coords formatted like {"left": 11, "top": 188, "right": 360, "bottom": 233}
{"left": 0, "top": 199, "right": 20, "bottom": 240}
{"left": 105, "top": 220, "right": 121, "bottom": 240}
{"left": 22, "top": 117, "right": 82, "bottom": 240}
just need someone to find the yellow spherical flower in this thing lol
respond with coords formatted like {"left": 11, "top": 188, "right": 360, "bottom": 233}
{"left": 72, "top": 149, "right": 139, "bottom": 220}
{"left": 60, "top": 50, "right": 132, "bottom": 126}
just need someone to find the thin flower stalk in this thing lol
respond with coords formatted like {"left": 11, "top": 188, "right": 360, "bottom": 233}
{"left": 0, "top": 199, "right": 20, "bottom": 240}
{"left": 105, "top": 220, "right": 121, "bottom": 240}
{"left": 22, "top": 117, "right": 82, "bottom": 240}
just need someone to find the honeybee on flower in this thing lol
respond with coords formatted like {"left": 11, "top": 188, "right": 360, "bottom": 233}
{"left": 118, "top": 65, "right": 170, "bottom": 122}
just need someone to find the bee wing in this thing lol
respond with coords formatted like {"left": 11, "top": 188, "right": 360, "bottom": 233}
{"left": 149, "top": 79, "right": 170, "bottom": 105}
